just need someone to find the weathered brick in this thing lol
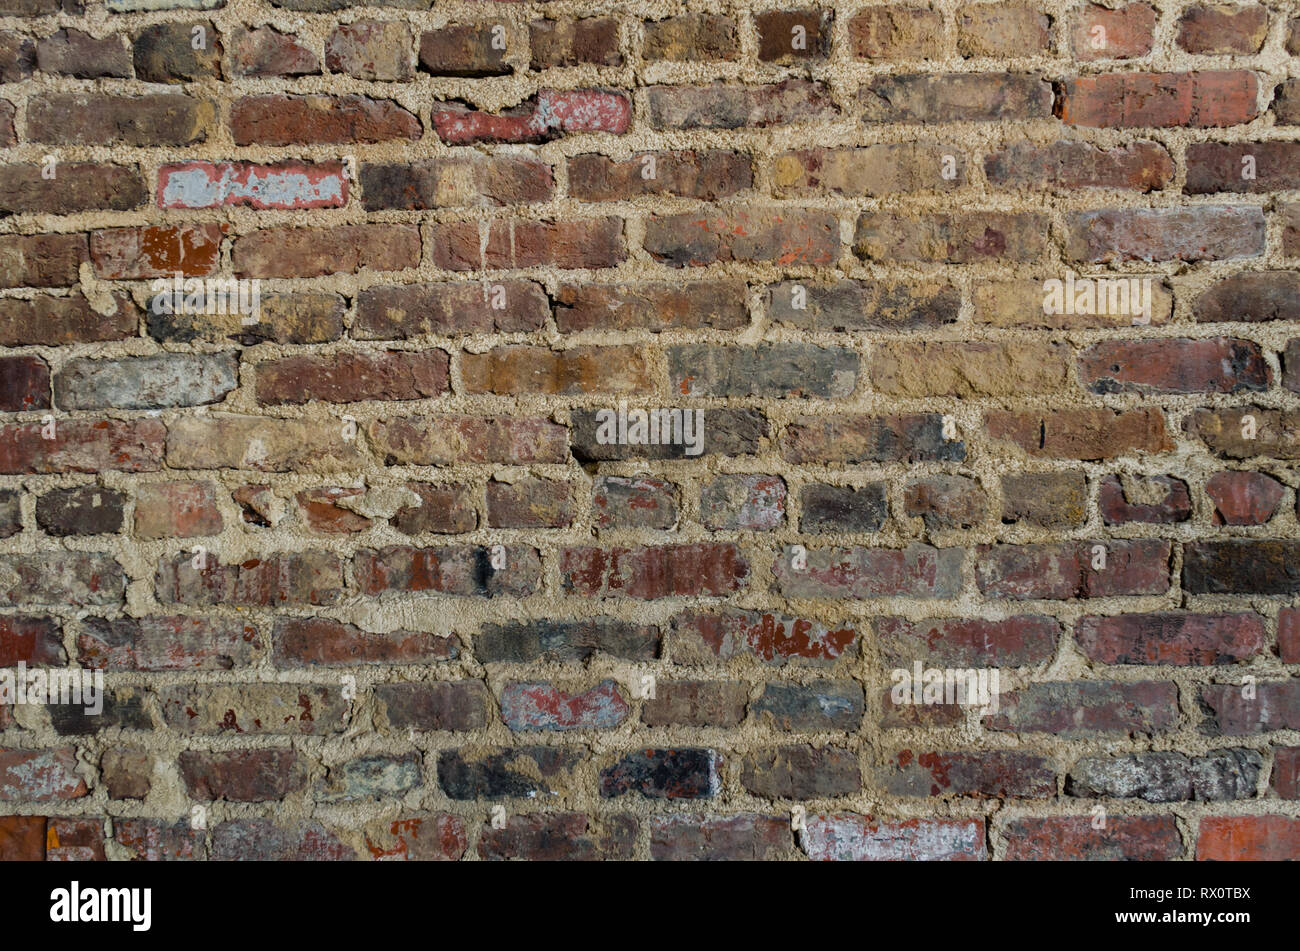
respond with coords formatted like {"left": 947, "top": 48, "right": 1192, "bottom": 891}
{"left": 371, "top": 415, "right": 567, "bottom": 466}
{"left": 1004, "top": 815, "right": 1181, "bottom": 860}
{"left": 1197, "top": 816, "right": 1300, "bottom": 860}
{"left": 874, "top": 341, "right": 1067, "bottom": 396}
{"left": 984, "top": 141, "right": 1173, "bottom": 191}
{"left": 880, "top": 750, "right": 1055, "bottom": 799}
{"left": 28, "top": 92, "right": 213, "bottom": 145}
{"left": 643, "top": 14, "right": 738, "bottom": 61}
{"left": 782, "top": 414, "right": 962, "bottom": 464}
{"left": 0, "top": 748, "right": 85, "bottom": 800}
{"left": 234, "top": 224, "right": 419, "bottom": 278}
{"left": 487, "top": 477, "right": 574, "bottom": 528}
{"left": 645, "top": 210, "right": 838, "bottom": 267}
{"left": 356, "top": 281, "right": 548, "bottom": 338}
{"left": 986, "top": 681, "right": 1179, "bottom": 735}
{"left": 0, "top": 356, "right": 48, "bottom": 411}
{"left": 1206, "top": 470, "right": 1284, "bottom": 525}
{"left": 562, "top": 543, "right": 749, "bottom": 599}
{"left": 1076, "top": 612, "right": 1267, "bottom": 666}
{"left": 1186, "top": 143, "right": 1300, "bottom": 194}
{"left": 1001, "top": 472, "right": 1088, "bottom": 526}
{"left": 557, "top": 281, "right": 748, "bottom": 332}
{"left": 162, "top": 684, "right": 348, "bottom": 735}
{"left": 903, "top": 475, "right": 988, "bottom": 530}
{"left": 478, "top": 813, "right": 636, "bottom": 860}
{"left": 0, "top": 615, "right": 64, "bottom": 666}
{"left": 1185, "top": 406, "right": 1300, "bottom": 459}
{"left": 593, "top": 476, "right": 677, "bottom": 530}
{"left": 803, "top": 815, "right": 987, "bottom": 861}
{"left": 600, "top": 748, "right": 720, "bottom": 799}
{"left": 957, "top": 4, "right": 1050, "bottom": 57}
{"left": 431, "top": 218, "right": 623, "bottom": 270}
{"left": 877, "top": 615, "right": 1059, "bottom": 668}
{"left": 0, "top": 164, "right": 146, "bottom": 216}
{"left": 571, "top": 408, "right": 766, "bottom": 461}
{"left": 1177, "top": 4, "right": 1267, "bottom": 54}
{"left": 0, "top": 552, "right": 124, "bottom": 606}
{"left": 769, "top": 279, "right": 959, "bottom": 332}
{"left": 135, "top": 21, "right": 221, "bottom": 82}
{"left": 501, "top": 680, "right": 630, "bottom": 731}
{"left": 101, "top": 749, "right": 152, "bottom": 800}
{"left": 1097, "top": 474, "right": 1191, "bottom": 524}
{"left": 855, "top": 211, "right": 1046, "bottom": 262}
{"left": 530, "top": 17, "right": 621, "bottom": 67}
{"left": 229, "top": 26, "right": 319, "bottom": 77}
{"left": 741, "top": 744, "right": 860, "bottom": 799}
{"left": 418, "top": 23, "right": 510, "bottom": 77}
{"left": 476, "top": 618, "right": 658, "bottom": 664}
{"left": 859, "top": 73, "right": 1052, "bottom": 122}
{"left": 647, "top": 80, "right": 836, "bottom": 129}
{"left": 79, "top": 615, "right": 254, "bottom": 671}
{"left": 848, "top": 6, "right": 944, "bottom": 60}
{"left": 230, "top": 94, "right": 421, "bottom": 145}
{"left": 753, "top": 680, "right": 863, "bottom": 731}
{"left": 1195, "top": 272, "right": 1300, "bottom": 322}
{"left": 167, "top": 416, "right": 362, "bottom": 472}
{"left": 36, "top": 28, "right": 130, "bottom": 78}
{"left": 1184, "top": 540, "right": 1300, "bottom": 594}
{"left": 438, "top": 747, "right": 582, "bottom": 801}
{"left": 361, "top": 156, "right": 552, "bottom": 210}
{"left": 671, "top": 608, "right": 858, "bottom": 666}
{"left": 390, "top": 483, "right": 477, "bottom": 535}
{"left": 432, "top": 89, "right": 630, "bottom": 143}
{"left": 985, "top": 408, "right": 1171, "bottom": 459}
{"left": 159, "top": 161, "right": 346, "bottom": 210}
{"left": 114, "top": 819, "right": 202, "bottom": 862}
{"left": 463, "top": 345, "right": 648, "bottom": 395}
{"left": 1059, "top": 72, "right": 1260, "bottom": 128}
{"left": 156, "top": 550, "right": 345, "bottom": 606}
{"left": 55, "top": 353, "right": 237, "bottom": 410}
{"left": 1068, "top": 749, "right": 1261, "bottom": 801}
{"left": 35, "top": 484, "right": 124, "bottom": 536}
{"left": 256, "top": 350, "right": 448, "bottom": 405}
{"left": 975, "top": 540, "right": 1171, "bottom": 600}
{"left": 354, "top": 545, "right": 540, "bottom": 598}
{"left": 755, "top": 8, "right": 832, "bottom": 62}
{"left": 329, "top": 20, "right": 413, "bottom": 80}
{"left": 0, "top": 419, "right": 164, "bottom": 474}
{"left": 774, "top": 545, "right": 964, "bottom": 599}
{"left": 211, "top": 820, "right": 354, "bottom": 861}
{"left": 180, "top": 749, "right": 306, "bottom": 802}
{"left": 801, "top": 483, "right": 887, "bottom": 534}
{"left": 570, "top": 150, "right": 750, "bottom": 201}
{"left": 374, "top": 681, "right": 491, "bottom": 732}
{"left": 90, "top": 224, "right": 222, "bottom": 279}
{"left": 649, "top": 814, "right": 790, "bottom": 861}
{"left": 274, "top": 617, "right": 459, "bottom": 667}
{"left": 1072, "top": 2, "right": 1156, "bottom": 60}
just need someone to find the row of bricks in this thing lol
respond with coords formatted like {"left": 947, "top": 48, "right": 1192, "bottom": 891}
{"left": 2, "top": 812, "right": 1297, "bottom": 861}
{"left": 5, "top": 607, "right": 1300, "bottom": 669}
{"left": 1, "top": 4, "right": 1297, "bottom": 80}
{"left": 3, "top": 740, "right": 1300, "bottom": 801}
{"left": 0, "top": 71, "right": 1295, "bottom": 150}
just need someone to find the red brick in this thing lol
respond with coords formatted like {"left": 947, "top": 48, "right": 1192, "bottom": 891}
{"left": 1075, "top": 612, "right": 1267, "bottom": 665}
{"left": 984, "top": 141, "right": 1173, "bottom": 191}
{"left": 365, "top": 815, "right": 467, "bottom": 861}
{"left": 430, "top": 218, "right": 623, "bottom": 270}
{"left": 134, "top": 481, "right": 223, "bottom": 539}
{"left": 849, "top": 6, "right": 944, "bottom": 60}
{"left": 1177, "top": 4, "right": 1268, "bottom": 54}
{"left": 570, "top": 150, "right": 752, "bottom": 201}
{"left": 355, "top": 281, "right": 549, "bottom": 338}
{"left": 432, "top": 89, "right": 630, "bottom": 143}
{"left": 369, "top": 415, "right": 567, "bottom": 465}
{"left": 1072, "top": 3, "right": 1156, "bottom": 60}
{"left": 645, "top": 210, "right": 838, "bottom": 267}
{"left": 0, "top": 419, "right": 165, "bottom": 474}
{"left": 0, "top": 615, "right": 64, "bottom": 666}
{"left": 0, "top": 233, "right": 88, "bottom": 289}
{"left": 273, "top": 617, "right": 459, "bottom": 667}
{"left": 0, "top": 356, "right": 49, "bottom": 411}
{"left": 353, "top": 545, "right": 541, "bottom": 598}
{"left": 1097, "top": 474, "right": 1191, "bottom": 524}
{"left": 0, "top": 748, "right": 86, "bottom": 801}
{"left": 975, "top": 540, "right": 1171, "bottom": 599}
{"left": 1197, "top": 816, "right": 1300, "bottom": 860}
{"left": 855, "top": 211, "right": 1046, "bottom": 262}
{"left": 1206, "top": 470, "right": 1285, "bottom": 524}
{"left": 179, "top": 749, "right": 306, "bottom": 802}
{"left": 234, "top": 225, "right": 419, "bottom": 278}
{"left": 27, "top": 92, "right": 213, "bottom": 145}
{"left": 555, "top": 281, "right": 748, "bottom": 332}
{"left": 1005, "top": 815, "right": 1182, "bottom": 860}
{"left": 1059, "top": 71, "right": 1260, "bottom": 128}
{"left": 985, "top": 408, "right": 1172, "bottom": 459}
{"left": 77, "top": 616, "right": 256, "bottom": 671}
{"left": 90, "top": 224, "right": 222, "bottom": 279}
{"left": 230, "top": 94, "right": 421, "bottom": 145}
{"left": 256, "top": 350, "right": 449, "bottom": 404}
{"left": 561, "top": 543, "right": 749, "bottom": 599}
{"left": 1066, "top": 207, "right": 1266, "bottom": 262}
{"left": 462, "top": 345, "right": 649, "bottom": 395}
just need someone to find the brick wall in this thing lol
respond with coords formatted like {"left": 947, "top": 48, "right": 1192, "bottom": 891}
{"left": 0, "top": 0, "right": 1299, "bottom": 861}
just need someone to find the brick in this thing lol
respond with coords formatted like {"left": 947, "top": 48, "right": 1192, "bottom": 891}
{"left": 642, "top": 680, "right": 748, "bottom": 727}
{"left": 438, "top": 747, "right": 582, "bottom": 800}
{"left": 329, "top": 20, "right": 413, "bottom": 80}
{"left": 0, "top": 164, "right": 146, "bottom": 216}
{"left": 370, "top": 415, "right": 567, "bottom": 465}
{"left": 418, "top": 24, "right": 510, "bottom": 77}
{"left": 0, "top": 356, "right": 49, "bottom": 411}
{"left": 462, "top": 345, "right": 648, "bottom": 395}
{"left": 0, "top": 816, "right": 48, "bottom": 860}
{"left": 390, "top": 483, "right": 477, "bottom": 535}
{"left": 670, "top": 344, "right": 856, "bottom": 398}
{"left": 1276, "top": 81, "right": 1300, "bottom": 124}
{"left": 319, "top": 753, "right": 420, "bottom": 802}
{"left": 1196, "top": 272, "right": 1300, "bottom": 322}
{"left": 985, "top": 681, "right": 1179, "bottom": 735}
{"left": 593, "top": 476, "right": 677, "bottom": 530}
{"left": 985, "top": 408, "right": 1171, "bottom": 459}
{"left": 0, "top": 490, "right": 17, "bottom": 538}
{"left": 0, "top": 748, "right": 85, "bottom": 800}
{"left": 1004, "top": 816, "right": 1181, "bottom": 860}
{"left": 646, "top": 210, "right": 838, "bottom": 267}
{"left": 1185, "top": 406, "right": 1300, "bottom": 459}
{"left": 1178, "top": 4, "right": 1267, "bottom": 54}
{"left": 354, "top": 545, "right": 540, "bottom": 598}
{"left": 0, "top": 31, "right": 34, "bottom": 83}
{"left": 774, "top": 544, "right": 963, "bottom": 599}
{"left": 476, "top": 618, "right": 658, "bottom": 664}
{"left": 1206, "top": 470, "right": 1284, "bottom": 524}
{"left": 755, "top": 9, "right": 832, "bottom": 62}
{"left": 273, "top": 617, "right": 459, "bottom": 667}
{"left": 180, "top": 749, "right": 306, "bottom": 802}
{"left": 753, "top": 680, "right": 863, "bottom": 732}
{"left": 561, "top": 543, "right": 749, "bottom": 599}
{"left": 45, "top": 819, "right": 104, "bottom": 861}
{"left": 742, "top": 744, "right": 860, "bottom": 799}
{"left": 643, "top": 14, "right": 738, "bottom": 61}
{"left": 90, "top": 224, "right": 222, "bottom": 279}
{"left": 0, "top": 615, "right": 64, "bottom": 666}
{"left": 975, "top": 540, "right": 1171, "bottom": 599}
{"left": 957, "top": 4, "right": 1050, "bottom": 57}
{"left": 135, "top": 21, "right": 221, "bottom": 82}
{"left": 211, "top": 820, "right": 354, "bottom": 861}
{"left": 649, "top": 814, "right": 790, "bottom": 861}
{"left": 849, "top": 6, "right": 944, "bottom": 60}
{"left": 159, "top": 161, "right": 347, "bottom": 210}
{"left": 571, "top": 408, "right": 766, "bottom": 461}
{"left": 801, "top": 483, "right": 887, "bottom": 533}
{"left": 0, "top": 552, "right": 124, "bottom": 606}
{"left": 55, "top": 353, "right": 236, "bottom": 410}
{"left": 0, "top": 234, "right": 87, "bottom": 289}
{"left": 570, "top": 150, "right": 750, "bottom": 201}
{"left": 501, "top": 679, "right": 629, "bottom": 731}
{"left": 256, "top": 350, "right": 448, "bottom": 405}
{"left": 28, "top": 92, "right": 213, "bottom": 145}
{"left": 432, "top": 89, "right": 630, "bottom": 143}
{"left": 1186, "top": 143, "right": 1300, "bottom": 194}
{"left": 133, "top": 481, "right": 222, "bottom": 538}
{"left": 101, "top": 749, "right": 152, "bottom": 800}
{"left": 167, "top": 416, "right": 363, "bottom": 472}
{"left": 1183, "top": 540, "right": 1300, "bottom": 594}
{"left": 374, "top": 681, "right": 491, "bottom": 731}
{"left": 769, "top": 279, "right": 959, "bottom": 332}
{"left": 161, "top": 684, "right": 348, "bottom": 735}
{"left": 803, "top": 815, "right": 986, "bottom": 861}
{"left": 999, "top": 473, "right": 1086, "bottom": 527}
{"left": 152, "top": 291, "right": 345, "bottom": 346}
{"left": 79, "top": 615, "right": 254, "bottom": 671}
{"left": 556, "top": 281, "right": 748, "bottom": 332}
{"left": 234, "top": 224, "right": 419, "bottom": 278}
{"left": 1069, "top": 206, "right": 1266, "bottom": 263}
{"left": 487, "top": 477, "right": 574, "bottom": 528}
{"left": 1068, "top": 749, "right": 1261, "bottom": 801}
{"left": 36, "top": 28, "right": 131, "bottom": 78}
{"left": 35, "top": 485, "right": 124, "bottom": 536}
{"left": 874, "top": 341, "right": 1067, "bottom": 396}
{"left": 1097, "top": 474, "right": 1191, "bottom": 524}
{"left": 984, "top": 141, "right": 1173, "bottom": 191}
{"left": 155, "top": 550, "right": 344, "bottom": 606}
{"left": 356, "top": 282, "right": 547, "bottom": 339}
{"left": 903, "top": 475, "right": 988, "bottom": 530}
{"left": 430, "top": 218, "right": 623, "bottom": 270}
{"left": 877, "top": 615, "right": 1059, "bottom": 668}
{"left": 1059, "top": 72, "right": 1260, "bottom": 127}
{"left": 859, "top": 74, "right": 1052, "bottom": 122}
{"left": 0, "top": 419, "right": 164, "bottom": 474}
{"left": 230, "top": 94, "right": 421, "bottom": 145}
{"left": 361, "top": 156, "right": 553, "bottom": 210}
{"left": 478, "top": 813, "right": 636, "bottom": 860}
{"left": 773, "top": 144, "right": 962, "bottom": 198}
{"left": 880, "top": 750, "right": 1055, "bottom": 798}
{"left": 1273, "top": 748, "right": 1300, "bottom": 798}
{"left": 297, "top": 484, "right": 370, "bottom": 534}
{"left": 1197, "top": 816, "right": 1300, "bottom": 860}
{"left": 1072, "top": 3, "right": 1156, "bottom": 60}
{"left": 783, "top": 414, "right": 962, "bottom": 464}
{"left": 855, "top": 211, "right": 1046, "bottom": 262}
{"left": 600, "top": 748, "right": 720, "bottom": 799}
{"left": 1076, "top": 612, "right": 1267, "bottom": 666}
{"left": 670, "top": 608, "right": 858, "bottom": 666}
{"left": 229, "top": 26, "right": 319, "bottom": 77}
{"left": 530, "top": 17, "right": 621, "bottom": 67}
{"left": 647, "top": 80, "right": 836, "bottom": 129}
{"left": 114, "top": 819, "right": 202, "bottom": 862}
